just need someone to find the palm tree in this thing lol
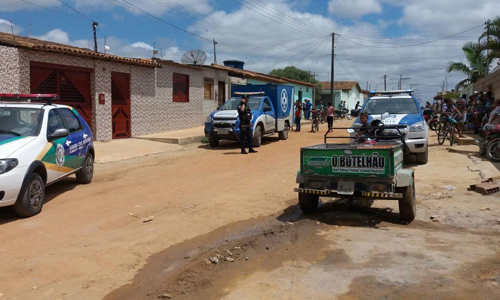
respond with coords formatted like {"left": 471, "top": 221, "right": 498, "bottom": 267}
{"left": 446, "top": 42, "right": 492, "bottom": 90}
{"left": 479, "top": 16, "right": 500, "bottom": 60}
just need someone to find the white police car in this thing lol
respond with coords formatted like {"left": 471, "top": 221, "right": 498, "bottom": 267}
{"left": 0, "top": 94, "right": 94, "bottom": 217}
{"left": 353, "top": 90, "right": 429, "bottom": 164}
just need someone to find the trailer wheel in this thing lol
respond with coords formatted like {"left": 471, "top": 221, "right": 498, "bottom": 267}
{"left": 298, "top": 185, "right": 319, "bottom": 214}
{"left": 397, "top": 178, "right": 416, "bottom": 222}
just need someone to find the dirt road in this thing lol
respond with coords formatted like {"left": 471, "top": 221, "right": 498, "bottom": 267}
{"left": 1, "top": 120, "right": 499, "bottom": 299}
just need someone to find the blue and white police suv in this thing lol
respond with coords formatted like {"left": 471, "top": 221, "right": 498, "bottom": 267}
{"left": 352, "top": 90, "right": 429, "bottom": 164}
{"left": 0, "top": 94, "right": 94, "bottom": 217}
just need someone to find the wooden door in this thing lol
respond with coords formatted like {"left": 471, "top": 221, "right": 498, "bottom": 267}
{"left": 111, "top": 72, "right": 131, "bottom": 139}
{"left": 30, "top": 63, "right": 92, "bottom": 128}
{"left": 218, "top": 81, "right": 226, "bottom": 106}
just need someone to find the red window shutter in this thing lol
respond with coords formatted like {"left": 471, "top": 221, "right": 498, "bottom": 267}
{"left": 173, "top": 73, "right": 189, "bottom": 102}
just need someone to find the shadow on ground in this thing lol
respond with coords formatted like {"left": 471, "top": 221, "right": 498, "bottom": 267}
{"left": 0, "top": 178, "right": 78, "bottom": 225}
{"left": 276, "top": 199, "right": 404, "bottom": 229}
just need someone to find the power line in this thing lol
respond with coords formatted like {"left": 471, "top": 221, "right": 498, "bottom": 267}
{"left": 312, "top": 41, "right": 329, "bottom": 70}
{"left": 57, "top": 0, "right": 94, "bottom": 22}
{"left": 229, "top": 0, "right": 325, "bottom": 38}
{"left": 19, "top": 0, "right": 87, "bottom": 20}
{"left": 338, "top": 24, "right": 484, "bottom": 49}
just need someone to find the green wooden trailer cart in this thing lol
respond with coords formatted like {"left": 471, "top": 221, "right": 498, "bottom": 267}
{"left": 294, "top": 126, "right": 416, "bottom": 222}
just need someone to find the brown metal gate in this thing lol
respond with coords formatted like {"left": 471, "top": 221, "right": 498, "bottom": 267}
{"left": 30, "top": 62, "right": 92, "bottom": 127}
{"left": 218, "top": 81, "right": 225, "bottom": 106}
{"left": 111, "top": 72, "right": 131, "bottom": 139}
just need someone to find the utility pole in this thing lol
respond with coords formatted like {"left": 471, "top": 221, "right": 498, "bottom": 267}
{"left": 213, "top": 38, "right": 218, "bottom": 64}
{"left": 330, "top": 33, "right": 335, "bottom": 106}
{"left": 486, "top": 19, "right": 491, "bottom": 75}
{"left": 445, "top": 77, "right": 448, "bottom": 91}
{"left": 28, "top": 23, "right": 32, "bottom": 38}
{"left": 366, "top": 81, "right": 368, "bottom": 90}
{"left": 383, "top": 75, "right": 387, "bottom": 90}
{"left": 92, "top": 21, "right": 99, "bottom": 52}
{"left": 399, "top": 74, "right": 411, "bottom": 89}
{"left": 10, "top": 20, "right": 14, "bottom": 35}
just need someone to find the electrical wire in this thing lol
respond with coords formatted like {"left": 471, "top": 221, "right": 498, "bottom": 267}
{"left": 57, "top": 0, "right": 95, "bottom": 22}
{"left": 19, "top": 0, "right": 88, "bottom": 21}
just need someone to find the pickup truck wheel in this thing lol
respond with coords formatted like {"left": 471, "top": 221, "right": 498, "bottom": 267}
{"left": 14, "top": 173, "right": 45, "bottom": 217}
{"left": 299, "top": 192, "right": 319, "bottom": 214}
{"left": 209, "top": 137, "right": 219, "bottom": 147}
{"left": 252, "top": 125, "right": 262, "bottom": 147}
{"left": 397, "top": 179, "right": 416, "bottom": 222}
{"left": 415, "top": 146, "right": 428, "bottom": 164}
{"left": 279, "top": 124, "right": 289, "bottom": 140}
{"left": 76, "top": 153, "right": 94, "bottom": 184}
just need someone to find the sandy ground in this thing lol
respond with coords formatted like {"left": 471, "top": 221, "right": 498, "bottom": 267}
{"left": 1, "top": 120, "right": 499, "bottom": 299}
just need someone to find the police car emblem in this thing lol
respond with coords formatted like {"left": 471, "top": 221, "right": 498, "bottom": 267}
{"left": 56, "top": 143, "right": 65, "bottom": 168}
{"left": 280, "top": 89, "right": 288, "bottom": 112}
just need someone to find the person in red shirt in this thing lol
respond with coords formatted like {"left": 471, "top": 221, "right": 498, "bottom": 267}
{"left": 294, "top": 100, "right": 302, "bottom": 132}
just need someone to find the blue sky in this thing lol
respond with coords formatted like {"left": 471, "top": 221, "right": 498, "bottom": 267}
{"left": 0, "top": 0, "right": 498, "bottom": 102}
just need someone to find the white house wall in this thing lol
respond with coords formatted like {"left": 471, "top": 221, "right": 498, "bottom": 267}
{"left": 202, "top": 68, "right": 229, "bottom": 119}
{"left": 0, "top": 45, "right": 22, "bottom": 93}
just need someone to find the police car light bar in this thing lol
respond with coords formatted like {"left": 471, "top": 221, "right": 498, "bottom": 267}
{"left": 369, "top": 90, "right": 413, "bottom": 95}
{"left": 234, "top": 92, "right": 265, "bottom": 95}
{"left": 0, "top": 94, "right": 59, "bottom": 105}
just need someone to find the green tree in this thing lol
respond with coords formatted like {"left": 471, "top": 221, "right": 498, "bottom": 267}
{"left": 446, "top": 42, "right": 492, "bottom": 90}
{"left": 479, "top": 16, "right": 500, "bottom": 60}
{"left": 268, "top": 66, "right": 322, "bottom": 101}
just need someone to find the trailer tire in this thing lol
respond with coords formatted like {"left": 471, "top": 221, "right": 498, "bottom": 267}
{"left": 397, "top": 178, "right": 416, "bottom": 222}
{"left": 298, "top": 185, "right": 319, "bottom": 214}
{"left": 252, "top": 125, "right": 262, "bottom": 147}
{"left": 279, "top": 123, "right": 289, "bottom": 140}
{"left": 209, "top": 137, "right": 219, "bottom": 147}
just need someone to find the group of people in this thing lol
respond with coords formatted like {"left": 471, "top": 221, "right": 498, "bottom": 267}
{"left": 422, "top": 91, "right": 500, "bottom": 137}
{"left": 294, "top": 100, "right": 336, "bottom": 132}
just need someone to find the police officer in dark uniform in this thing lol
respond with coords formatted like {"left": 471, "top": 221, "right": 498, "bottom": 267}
{"left": 238, "top": 95, "right": 257, "bottom": 154}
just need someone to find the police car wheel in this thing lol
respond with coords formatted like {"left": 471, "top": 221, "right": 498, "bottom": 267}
{"left": 253, "top": 125, "right": 262, "bottom": 147}
{"left": 415, "top": 146, "right": 428, "bottom": 164}
{"left": 209, "top": 137, "right": 219, "bottom": 147}
{"left": 14, "top": 173, "right": 45, "bottom": 217}
{"left": 76, "top": 154, "right": 94, "bottom": 184}
{"left": 279, "top": 124, "right": 289, "bottom": 140}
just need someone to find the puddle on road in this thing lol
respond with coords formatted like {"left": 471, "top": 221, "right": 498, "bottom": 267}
{"left": 104, "top": 200, "right": 500, "bottom": 300}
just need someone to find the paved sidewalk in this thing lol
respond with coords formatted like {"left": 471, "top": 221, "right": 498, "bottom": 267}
{"left": 135, "top": 126, "right": 205, "bottom": 145}
{"left": 94, "top": 138, "right": 182, "bottom": 164}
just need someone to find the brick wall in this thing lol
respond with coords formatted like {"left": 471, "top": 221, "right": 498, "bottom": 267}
{"left": 0, "top": 45, "right": 21, "bottom": 93}
{"left": 2, "top": 48, "right": 204, "bottom": 140}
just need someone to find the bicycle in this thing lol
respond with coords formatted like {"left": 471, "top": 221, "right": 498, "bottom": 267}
{"left": 437, "top": 115, "right": 459, "bottom": 146}
{"left": 311, "top": 112, "right": 320, "bottom": 133}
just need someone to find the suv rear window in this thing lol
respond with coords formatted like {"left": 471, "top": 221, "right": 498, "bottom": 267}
{"left": 363, "top": 97, "right": 419, "bottom": 115}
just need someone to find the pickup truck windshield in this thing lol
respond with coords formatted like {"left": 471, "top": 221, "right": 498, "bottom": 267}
{"left": 0, "top": 107, "right": 43, "bottom": 137}
{"left": 221, "top": 97, "right": 261, "bottom": 111}
{"left": 363, "top": 97, "right": 419, "bottom": 115}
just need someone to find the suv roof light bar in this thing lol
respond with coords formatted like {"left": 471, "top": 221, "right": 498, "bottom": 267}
{"left": 369, "top": 90, "right": 413, "bottom": 95}
{"left": 234, "top": 91, "right": 265, "bottom": 95}
{"left": 0, "top": 94, "right": 59, "bottom": 105}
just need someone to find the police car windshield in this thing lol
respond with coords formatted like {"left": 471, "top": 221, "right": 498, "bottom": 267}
{"left": 0, "top": 107, "right": 43, "bottom": 137}
{"left": 221, "top": 97, "right": 261, "bottom": 111}
{"left": 363, "top": 97, "right": 419, "bottom": 115}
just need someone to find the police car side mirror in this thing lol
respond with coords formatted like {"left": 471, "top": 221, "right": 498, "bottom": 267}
{"left": 49, "top": 128, "right": 69, "bottom": 141}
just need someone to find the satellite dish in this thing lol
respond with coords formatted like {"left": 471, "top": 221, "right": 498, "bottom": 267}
{"left": 181, "top": 50, "right": 207, "bottom": 65}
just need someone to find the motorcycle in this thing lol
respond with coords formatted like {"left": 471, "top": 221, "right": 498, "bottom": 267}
{"left": 428, "top": 113, "right": 441, "bottom": 132}
{"left": 475, "top": 124, "right": 500, "bottom": 156}
{"left": 486, "top": 137, "right": 500, "bottom": 162}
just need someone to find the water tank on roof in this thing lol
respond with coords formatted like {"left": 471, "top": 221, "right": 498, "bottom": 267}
{"left": 223, "top": 60, "right": 245, "bottom": 70}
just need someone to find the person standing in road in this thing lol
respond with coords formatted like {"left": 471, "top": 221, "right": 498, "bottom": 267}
{"left": 238, "top": 95, "right": 257, "bottom": 154}
{"left": 326, "top": 102, "right": 335, "bottom": 130}
{"left": 355, "top": 101, "right": 361, "bottom": 110}
{"left": 294, "top": 100, "right": 302, "bottom": 132}
{"left": 304, "top": 99, "right": 312, "bottom": 120}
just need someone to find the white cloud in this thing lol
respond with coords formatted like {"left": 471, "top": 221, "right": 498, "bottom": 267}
{"left": 34, "top": 29, "right": 70, "bottom": 44}
{"left": 0, "top": 0, "right": 59, "bottom": 11}
{"left": 131, "top": 42, "right": 154, "bottom": 51}
{"left": 0, "top": 19, "right": 22, "bottom": 34}
{"left": 328, "top": 0, "right": 382, "bottom": 19}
